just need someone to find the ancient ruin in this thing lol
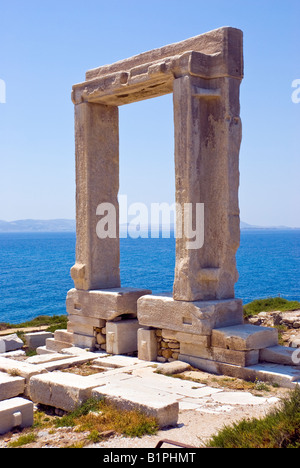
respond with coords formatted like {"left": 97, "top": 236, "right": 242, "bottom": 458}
{"left": 1, "top": 27, "right": 300, "bottom": 437}
{"left": 40, "top": 27, "right": 300, "bottom": 379}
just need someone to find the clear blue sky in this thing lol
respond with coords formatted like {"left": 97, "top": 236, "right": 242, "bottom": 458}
{"left": 0, "top": 0, "right": 299, "bottom": 227}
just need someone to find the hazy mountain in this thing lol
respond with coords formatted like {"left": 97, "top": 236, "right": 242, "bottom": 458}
{"left": 0, "top": 219, "right": 298, "bottom": 233}
{"left": 0, "top": 219, "right": 76, "bottom": 232}
{"left": 240, "top": 221, "right": 299, "bottom": 230}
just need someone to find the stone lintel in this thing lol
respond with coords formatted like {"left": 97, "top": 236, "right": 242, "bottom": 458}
{"left": 137, "top": 294, "right": 243, "bottom": 336}
{"left": 72, "top": 27, "right": 243, "bottom": 106}
{"left": 66, "top": 288, "right": 152, "bottom": 321}
{"left": 85, "top": 27, "right": 243, "bottom": 81}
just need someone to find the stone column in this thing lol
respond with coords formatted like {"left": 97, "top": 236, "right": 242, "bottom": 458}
{"left": 70, "top": 102, "right": 120, "bottom": 291}
{"left": 173, "top": 74, "right": 242, "bottom": 302}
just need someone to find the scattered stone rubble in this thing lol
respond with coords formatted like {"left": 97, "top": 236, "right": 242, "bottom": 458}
{"left": 0, "top": 326, "right": 300, "bottom": 437}
{"left": 0, "top": 334, "right": 23, "bottom": 354}
{"left": 247, "top": 310, "right": 300, "bottom": 347}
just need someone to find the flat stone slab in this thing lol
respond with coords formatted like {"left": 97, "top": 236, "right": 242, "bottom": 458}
{"left": 195, "top": 403, "right": 234, "bottom": 414}
{"left": 92, "top": 384, "right": 179, "bottom": 428}
{"left": 126, "top": 367, "right": 224, "bottom": 399}
{"left": 0, "top": 372, "right": 25, "bottom": 401}
{"left": 180, "top": 342, "right": 259, "bottom": 367}
{"left": 211, "top": 391, "right": 279, "bottom": 406}
{"left": 0, "top": 357, "right": 45, "bottom": 382}
{"left": 211, "top": 324, "right": 278, "bottom": 351}
{"left": 178, "top": 400, "right": 204, "bottom": 411}
{"left": 24, "top": 332, "right": 53, "bottom": 349}
{"left": 0, "top": 334, "right": 24, "bottom": 353}
{"left": 92, "top": 355, "right": 141, "bottom": 368}
{"left": 124, "top": 371, "right": 204, "bottom": 392}
{"left": 36, "top": 346, "right": 57, "bottom": 355}
{"left": 0, "top": 350, "right": 26, "bottom": 358}
{"left": 29, "top": 372, "right": 98, "bottom": 412}
{"left": 26, "top": 353, "right": 73, "bottom": 365}
{"left": 60, "top": 347, "right": 109, "bottom": 357}
{"left": 178, "top": 353, "right": 300, "bottom": 389}
{"left": 0, "top": 397, "right": 34, "bottom": 435}
{"left": 40, "top": 354, "right": 99, "bottom": 372}
{"left": 86, "top": 362, "right": 154, "bottom": 387}
{"left": 29, "top": 362, "right": 154, "bottom": 414}
{"left": 246, "top": 363, "right": 300, "bottom": 388}
{"left": 260, "top": 345, "right": 300, "bottom": 366}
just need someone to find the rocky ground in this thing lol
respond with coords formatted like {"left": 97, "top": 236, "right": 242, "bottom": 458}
{"left": 246, "top": 310, "right": 300, "bottom": 347}
{"left": 1, "top": 309, "right": 299, "bottom": 449}
{"left": 0, "top": 368, "right": 290, "bottom": 449}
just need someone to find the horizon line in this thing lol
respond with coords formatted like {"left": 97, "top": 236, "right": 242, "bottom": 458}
{"left": 0, "top": 218, "right": 300, "bottom": 230}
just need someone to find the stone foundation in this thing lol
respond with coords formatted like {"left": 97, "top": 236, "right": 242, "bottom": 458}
{"left": 47, "top": 289, "right": 291, "bottom": 384}
{"left": 137, "top": 300, "right": 281, "bottom": 372}
{"left": 156, "top": 330, "right": 180, "bottom": 363}
{"left": 46, "top": 288, "right": 150, "bottom": 355}
{"left": 137, "top": 321, "right": 281, "bottom": 370}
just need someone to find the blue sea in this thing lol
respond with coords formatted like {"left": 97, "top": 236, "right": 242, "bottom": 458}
{"left": 0, "top": 230, "right": 299, "bottom": 324}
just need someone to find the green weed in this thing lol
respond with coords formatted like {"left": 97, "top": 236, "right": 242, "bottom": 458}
{"left": 207, "top": 387, "right": 300, "bottom": 448}
{"left": 243, "top": 298, "right": 300, "bottom": 318}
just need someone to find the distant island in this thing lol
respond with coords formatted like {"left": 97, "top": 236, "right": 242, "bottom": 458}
{"left": 239, "top": 221, "right": 300, "bottom": 230}
{"left": 0, "top": 219, "right": 299, "bottom": 233}
{"left": 0, "top": 219, "right": 76, "bottom": 232}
